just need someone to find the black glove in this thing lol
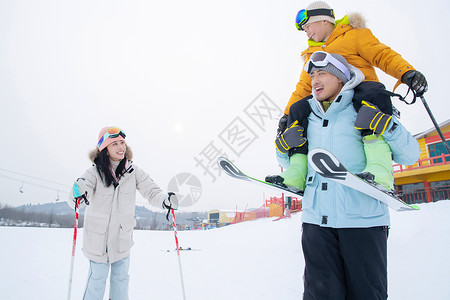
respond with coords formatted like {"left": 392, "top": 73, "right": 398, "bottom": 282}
{"left": 277, "top": 114, "right": 289, "bottom": 137}
{"left": 163, "top": 192, "right": 178, "bottom": 221}
{"left": 163, "top": 192, "right": 178, "bottom": 210}
{"left": 401, "top": 70, "right": 428, "bottom": 96}
{"left": 354, "top": 101, "right": 392, "bottom": 135}
{"left": 275, "top": 120, "right": 307, "bottom": 153}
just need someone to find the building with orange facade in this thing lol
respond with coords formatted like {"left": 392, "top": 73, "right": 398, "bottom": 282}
{"left": 394, "top": 119, "right": 450, "bottom": 204}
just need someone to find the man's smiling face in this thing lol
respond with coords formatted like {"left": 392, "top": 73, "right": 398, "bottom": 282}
{"left": 310, "top": 69, "right": 343, "bottom": 102}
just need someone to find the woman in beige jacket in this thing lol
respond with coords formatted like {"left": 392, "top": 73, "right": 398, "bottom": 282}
{"left": 71, "top": 126, "right": 177, "bottom": 300}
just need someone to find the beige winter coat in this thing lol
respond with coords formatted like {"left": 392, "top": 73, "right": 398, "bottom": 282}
{"left": 79, "top": 149, "right": 167, "bottom": 263}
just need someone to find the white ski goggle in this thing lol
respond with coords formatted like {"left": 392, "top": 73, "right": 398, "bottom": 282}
{"left": 304, "top": 51, "right": 351, "bottom": 81}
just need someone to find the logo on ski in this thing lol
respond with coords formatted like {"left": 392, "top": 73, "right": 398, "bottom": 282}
{"left": 308, "top": 148, "right": 419, "bottom": 211}
{"left": 217, "top": 157, "right": 249, "bottom": 181}
{"left": 310, "top": 152, "right": 347, "bottom": 180}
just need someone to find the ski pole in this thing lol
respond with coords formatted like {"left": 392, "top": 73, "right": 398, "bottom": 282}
{"left": 171, "top": 209, "right": 187, "bottom": 300}
{"left": 420, "top": 95, "right": 450, "bottom": 154}
{"left": 67, "top": 197, "right": 81, "bottom": 300}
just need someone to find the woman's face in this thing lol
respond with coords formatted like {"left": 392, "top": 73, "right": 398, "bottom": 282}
{"left": 107, "top": 140, "right": 126, "bottom": 162}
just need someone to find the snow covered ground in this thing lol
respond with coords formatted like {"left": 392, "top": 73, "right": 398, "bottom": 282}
{"left": 1, "top": 201, "right": 449, "bottom": 300}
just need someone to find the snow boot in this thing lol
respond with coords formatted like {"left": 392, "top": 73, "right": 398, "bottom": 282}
{"left": 357, "top": 135, "right": 394, "bottom": 191}
{"left": 265, "top": 153, "right": 308, "bottom": 191}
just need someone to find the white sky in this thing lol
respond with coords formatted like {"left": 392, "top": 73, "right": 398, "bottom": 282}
{"left": 1, "top": 0, "right": 448, "bottom": 212}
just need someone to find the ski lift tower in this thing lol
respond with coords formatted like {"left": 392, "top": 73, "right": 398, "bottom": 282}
{"left": 187, "top": 212, "right": 202, "bottom": 230}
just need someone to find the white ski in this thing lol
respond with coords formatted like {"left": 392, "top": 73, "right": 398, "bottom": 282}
{"left": 217, "top": 156, "right": 303, "bottom": 197}
{"left": 308, "top": 148, "right": 419, "bottom": 211}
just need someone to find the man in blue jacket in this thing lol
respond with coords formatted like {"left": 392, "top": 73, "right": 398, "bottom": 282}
{"left": 275, "top": 52, "right": 420, "bottom": 299}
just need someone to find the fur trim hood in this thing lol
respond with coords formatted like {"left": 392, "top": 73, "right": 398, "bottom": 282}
{"left": 346, "top": 13, "right": 366, "bottom": 30}
{"left": 88, "top": 146, "right": 134, "bottom": 163}
{"left": 302, "top": 13, "right": 367, "bottom": 56}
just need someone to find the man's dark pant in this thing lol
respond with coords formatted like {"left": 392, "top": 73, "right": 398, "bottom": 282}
{"left": 302, "top": 223, "right": 389, "bottom": 300}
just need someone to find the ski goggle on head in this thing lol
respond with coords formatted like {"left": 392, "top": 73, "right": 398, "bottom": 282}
{"left": 295, "top": 8, "right": 334, "bottom": 30}
{"left": 304, "top": 51, "right": 351, "bottom": 81}
{"left": 97, "top": 127, "right": 126, "bottom": 149}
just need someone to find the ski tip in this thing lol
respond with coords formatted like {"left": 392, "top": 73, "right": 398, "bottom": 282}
{"left": 217, "top": 156, "right": 233, "bottom": 170}
{"left": 397, "top": 204, "right": 420, "bottom": 211}
{"left": 216, "top": 156, "right": 248, "bottom": 179}
{"left": 410, "top": 204, "right": 420, "bottom": 210}
{"left": 217, "top": 156, "right": 235, "bottom": 170}
{"left": 217, "top": 156, "right": 229, "bottom": 164}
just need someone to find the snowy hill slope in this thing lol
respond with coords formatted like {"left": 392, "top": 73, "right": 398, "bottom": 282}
{"left": 0, "top": 201, "right": 449, "bottom": 299}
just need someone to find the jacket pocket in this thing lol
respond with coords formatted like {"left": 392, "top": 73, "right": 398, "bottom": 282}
{"left": 344, "top": 188, "right": 387, "bottom": 217}
{"left": 117, "top": 218, "right": 136, "bottom": 253}
{"left": 83, "top": 216, "right": 108, "bottom": 256}
{"left": 118, "top": 182, "right": 137, "bottom": 212}
{"left": 302, "top": 173, "right": 317, "bottom": 210}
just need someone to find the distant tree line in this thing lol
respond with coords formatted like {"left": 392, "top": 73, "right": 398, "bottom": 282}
{"left": 136, "top": 214, "right": 161, "bottom": 230}
{"left": 0, "top": 202, "right": 77, "bottom": 227}
{"left": 0, "top": 202, "right": 207, "bottom": 230}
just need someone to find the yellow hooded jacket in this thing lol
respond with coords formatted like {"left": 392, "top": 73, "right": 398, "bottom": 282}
{"left": 284, "top": 13, "right": 415, "bottom": 114}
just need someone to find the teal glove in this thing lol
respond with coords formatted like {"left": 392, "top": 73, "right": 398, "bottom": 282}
{"left": 70, "top": 179, "right": 89, "bottom": 206}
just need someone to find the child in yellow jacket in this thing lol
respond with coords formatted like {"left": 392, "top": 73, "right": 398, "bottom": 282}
{"left": 267, "top": 1, "right": 427, "bottom": 192}
{"left": 284, "top": 1, "right": 427, "bottom": 115}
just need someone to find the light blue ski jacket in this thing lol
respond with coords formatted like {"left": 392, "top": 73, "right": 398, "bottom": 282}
{"left": 278, "top": 65, "right": 420, "bottom": 228}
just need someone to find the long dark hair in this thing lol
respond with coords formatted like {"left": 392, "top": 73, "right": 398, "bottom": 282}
{"left": 94, "top": 148, "right": 127, "bottom": 188}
